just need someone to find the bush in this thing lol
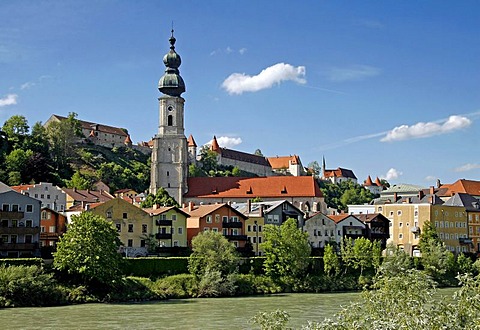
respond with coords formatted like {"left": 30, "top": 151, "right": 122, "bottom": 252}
{"left": 105, "top": 277, "right": 161, "bottom": 302}
{"left": 152, "top": 274, "right": 197, "bottom": 299}
{"left": 196, "top": 269, "right": 237, "bottom": 298}
{"left": 0, "top": 258, "right": 43, "bottom": 267}
{"left": 0, "top": 265, "right": 67, "bottom": 307}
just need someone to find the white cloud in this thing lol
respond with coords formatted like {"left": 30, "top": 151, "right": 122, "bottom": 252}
{"left": 20, "top": 82, "right": 36, "bottom": 90}
{"left": 381, "top": 115, "right": 472, "bottom": 142}
{"left": 382, "top": 168, "right": 402, "bottom": 181}
{"left": 0, "top": 94, "right": 18, "bottom": 107}
{"left": 215, "top": 136, "right": 242, "bottom": 149}
{"left": 239, "top": 48, "right": 247, "bottom": 55}
{"left": 328, "top": 65, "right": 381, "bottom": 82}
{"left": 454, "top": 163, "right": 480, "bottom": 172}
{"left": 222, "top": 63, "right": 306, "bottom": 95}
{"left": 424, "top": 175, "right": 437, "bottom": 181}
{"left": 226, "top": 47, "right": 233, "bottom": 54}
{"left": 210, "top": 47, "right": 247, "bottom": 56}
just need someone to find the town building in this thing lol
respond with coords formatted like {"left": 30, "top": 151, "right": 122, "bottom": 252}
{"left": 304, "top": 212, "right": 337, "bottom": 250}
{"left": 44, "top": 114, "right": 132, "bottom": 149}
{"left": 322, "top": 167, "right": 357, "bottom": 184}
{"left": 182, "top": 202, "right": 248, "bottom": 251}
{"left": 209, "top": 136, "right": 274, "bottom": 177}
{"left": 353, "top": 213, "right": 390, "bottom": 248}
{"left": 184, "top": 176, "right": 326, "bottom": 214}
{"left": 11, "top": 182, "right": 67, "bottom": 213}
{"left": 0, "top": 187, "right": 41, "bottom": 257}
{"left": 39, "top": 207, "right": 67, "bottom": 251}
{"left": 267, "top": 155, "right": 306, "bottom": 176}
{"left": 88, "top": 198, "right": 153, "bottom": 257}
{"left": 363, "top": 176, "right": 383, "bottom": 195}
{"left": 143, "top": 205, "right": 189, "bottom": 253}
{"left": 62, "top": 187, "right": 114, "bottom": 210}
{"left": 231, "top": 200, "right": 305, "bottom": 255}
{"left": 328, "top": 214, "right": 366, "bottom": 245}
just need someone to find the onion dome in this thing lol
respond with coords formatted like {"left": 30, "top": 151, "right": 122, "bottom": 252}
{"left": 158, "top": 29, "right": 186, "bottom": 97}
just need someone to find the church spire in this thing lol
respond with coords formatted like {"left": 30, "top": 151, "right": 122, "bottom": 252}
{"left": 158, "top": 29, "right": 186, "bottom": 97}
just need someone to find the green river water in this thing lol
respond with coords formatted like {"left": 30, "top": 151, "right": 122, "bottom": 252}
{"left": 1, "top": 289, "right": 457, "bottom": 330}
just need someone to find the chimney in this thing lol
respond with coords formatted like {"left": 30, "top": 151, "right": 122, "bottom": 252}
{"left": 418, "top": 190, "right": 424, "bottom": 200}
{"left": 153, "top": 204, "right": 158, "bottom": 210}
{"left": 429, "top": 186, "right": 435, "bottom": 195}
{"left": 429, "top": 196, "right": 434, "bottom": 204}
{"left": 437, "top": 179, "right": 441, "bottom": 188}
{"left": 182, "top": 203, "right": 186, "bottom": 208}
{"left": 393, "top": 192, "right": 398, "bottom": 201}
{"left": 259, "top": 205, "right": 264, "bottom": 217}
{"left": 188, "top": 201, "right": 194, "bottom": 212}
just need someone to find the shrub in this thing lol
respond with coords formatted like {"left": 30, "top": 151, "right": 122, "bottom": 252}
{"left": 105, "top": 276, "right": 160, "bottom": 302}
{"left": 0, "top": 265, "right": 66, "bottom": 307}
{"left": 152, "top": 274, "right": 197, "bottom": 299}
{"left": 0, "top": 258, "right": 43, "bottom": 267}
{"left": 122, "top": 257, "right": 189, "bottom": 277}
{"left": 196, "top": 269, "right": 237, "bottom": 298}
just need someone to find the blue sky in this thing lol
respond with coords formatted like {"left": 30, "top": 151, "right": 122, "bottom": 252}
{"left": 1, "top": 1, "right": 479, "bottom": 187}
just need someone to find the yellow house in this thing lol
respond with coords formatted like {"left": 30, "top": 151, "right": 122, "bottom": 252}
{"left": 88, "top": 198, "right": 153, "bottom": 257}
{"left": 245, "top": 216, "right": 265, "bottom": 256}
{"left": 143, "top": 206, "right": 189, "bottom": 250}
{"left": 376, "top": 192, "right": 469, "bottom": 255}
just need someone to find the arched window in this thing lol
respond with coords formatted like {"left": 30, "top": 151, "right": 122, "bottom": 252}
{"left": 167, "top": 115, "right": 173, "bottom": 126}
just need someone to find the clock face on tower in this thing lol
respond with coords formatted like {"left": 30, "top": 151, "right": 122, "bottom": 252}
{"left": 167, "top": 105, "right": 174, "bottom": 112}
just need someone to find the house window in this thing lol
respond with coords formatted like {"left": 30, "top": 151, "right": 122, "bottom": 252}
{"left": 49, "top": 226, "right": 56, "bottom": 233}
{"left": 25, "top": 235, "right": 32, "bottom": 244}
{"left": 206, "top": 215, "right": 212, "bottom": 223}
{"left": 142, "top": 224, "right": 147, "bottom": 233}
{"left": 123, "top": 213, "right": 128, "bottom": 219}
{"left": 1, "top": 235, "right": 8, "bottom": 243}
{"left": 397, "top": 210, "right": 402, "bottom": 216}
{"left": 41, "top": 211, "right": 47, "bottom": 220}
{"left": 1, "top": 220, "right": 7, "bottom": 227}
{"left": 378, "top": 206, "right": 383, "bottom": 212}
{"left": 128, "top": 224, "right": 134, "bottom": 232}
{"left": 140, "top": 240, "right": 146, "bottom": 247}
{"left": 399, "top": 233, "right": 403, "bottom": 239}
{"left": 173, "top": 241, "right": 179, "bottom": 247}
{"left": 47, "top": 195, "right": 51, "bottom": 199}
{"left": 247, "top": 225, "right": 251, "bottom": 232}
{"left": 212, "top": 228, "right": 218, "bottom": 232}
{"left": 222, "top": 216, "right": 228, "bottom": 222}
{"left": 10, "top": 235, "right": 17, "bottom": 243}
{"left": 41, "top": 226, "right": 45, "bottom": 233}
{"left": 258, "top": 237, "right": 262, "bottom": 243}
{"left": 11, "top": 205, "right": 19, "bottom": 212}
{"left": 215, "top": 215, "right": 220, "bottom": 223}
{"left": 26, "top": 205, "right": 33, "bottom": 212}
{"left": 273, "top": 215, "right": 279, "bottom": 223}
{"left": 389, "top": 211, "right": 394, "bottom": 217}
{"left": 116, "top": 223, "right": 121, "bottom": 232}
{"left": 11, "top": 220, "right": 17, "bottom": 227}
{"left": 178, "top": 227, "right": 183, "bottom": 234}
{"left": 253, "top": 225, "right": 257, "bottom": 232}
{"left": 204, "top": 227, "right": 209, "bottom": 231}
{"left": 171, "top": 214, "right": 177, "bottom": 221}
{"left": 127, "top": 239, "right": 133, "bottom": 247}
{"left": 252, "top": 237, "right": 257, "bottom": 243}
{"left": 26, "top": 220, "right": 32, "bottom": 228}
{"left": 314, "top": 229, "right": 317, "bottom": 236}
{"left": 232, "top": 216, "right": 238, "bottom": 222}
{"left": 2, "top": 204, "right": 9, "bottom": 212}
{"left": 259, "top": 226, "right": 262, "bottom": 232}
{"left": 106, "top": 211, "right": 112, "bottom": 218}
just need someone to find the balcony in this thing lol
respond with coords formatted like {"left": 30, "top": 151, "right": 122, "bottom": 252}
{"left": 0, "top": 243, "right": 37, "bottom": 251}
{"left": 224, "top": 234, "right": 248, "bottom": 241}
{"left": 222, "top": 221, "right": 242, "bottom": 228}
{"left": 156, "top": 219, "right": 173, "bottom": 226}
{"left": 0, "top": 227, "right": 40, "bottom": 235}
{"left": 459, "top": 238, "right": 473, "bottom": 245}
{"left": 0, "top": 211, "right": 24, "bottom": 220}
{"left": 156, "top": 232, "right": 172, "bottom": 240}
{"left": 410, "top": 226, "right": 421, "bottom": 233}
{"left": 40, "top": 232, "right": 60, "bottom": 240}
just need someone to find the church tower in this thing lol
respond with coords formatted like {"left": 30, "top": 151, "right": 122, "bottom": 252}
{"left": 150, "top": 30, "right": 188, "bottom": 204}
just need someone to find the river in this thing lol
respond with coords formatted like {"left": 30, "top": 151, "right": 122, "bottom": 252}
{"left": 2, "top": 289, "right": 457, "bottom": 329}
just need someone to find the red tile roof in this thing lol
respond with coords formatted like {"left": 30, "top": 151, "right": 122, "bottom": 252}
{"left": 181, "top": 203, "right": 247, "bottom": 219}
{"left": 10, "top": 184, "right": 34, "bottom": 193}
{"left": 324, "top": 167, "right": 357, "bottom": 180}
{"left": 63, "top": 188, "right": 114, "bottom": 203}
{"left": 440, "top": 179, "right": 480, "bottom": 197}
{"left": 267, "top": 155, "right": 301, "bottom": 169}
{"left": 143, "top": 206, "right": 190, "bottom": 217}
{"left": 187, "top": 134, "right": 197, "bottom": 147}
{"left": 210, "top": 136, "right": 271, "bottom": 167}
{"left": 185, "top": 176, "right": 323, "bottom": 198}
{"left": 364, "top": 175, "right": 374, "bottom": 186}
{"left": 327, "top": 214, "right": 351, "bottom": 223}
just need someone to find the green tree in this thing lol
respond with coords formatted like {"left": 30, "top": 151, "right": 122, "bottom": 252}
{"left": 53, "top": 212, "right": 122, "bottom": 289}
{"left": 140, "top": 188, "right": 179, "bottom": 208}
{"left": 2, "top": 115, "right": 29, "bottom": 149}
{"left": 188, "top": 231, "right": 239, "bottom": 279}
{"left": 262, "top": 218, "right": 311, "bottom": 286}
{"left": 46, "top": 112, "right": 83, "bottom": 171}
{"left": 379, "top": 244, "right": 414, "bottom": 277}
{"left": 323, "top": 244, "right": 340, "bottom": 276}
{"left": 199, "top": 145, "right": 219, "bottom": 174}
{"left": 67, "top": 171, "right": 94, "bottom": 190}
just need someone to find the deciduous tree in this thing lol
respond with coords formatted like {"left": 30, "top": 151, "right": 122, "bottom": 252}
{"left": 53, "top": 212, "right": 122, "bottom": 288}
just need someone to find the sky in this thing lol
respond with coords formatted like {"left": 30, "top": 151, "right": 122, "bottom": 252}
{"left": 1, "top": 1, "right": 479, "bottom": 187}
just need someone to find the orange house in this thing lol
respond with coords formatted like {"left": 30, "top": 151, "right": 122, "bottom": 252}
{"left": 182, "top": 202, "right": 248, "bottom": 249}
{"left": 40, "top": 207, "right": 67, "bottom": 248}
